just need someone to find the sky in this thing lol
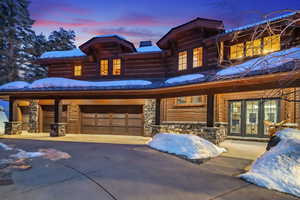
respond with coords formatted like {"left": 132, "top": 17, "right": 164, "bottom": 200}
{"left": 29, "top": 0, "right": 300, "bottom": 47}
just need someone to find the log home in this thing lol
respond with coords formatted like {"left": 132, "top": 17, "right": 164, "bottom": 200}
{"left": 1, "top": 12, "right": 300, "bottom": 143}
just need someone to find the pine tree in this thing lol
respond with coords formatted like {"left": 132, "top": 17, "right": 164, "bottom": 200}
{"left": 48, "top": 28, "right": 76, "bottom": 51}
{"left": 0, "top": 0, "right": 34, "bottom": 84}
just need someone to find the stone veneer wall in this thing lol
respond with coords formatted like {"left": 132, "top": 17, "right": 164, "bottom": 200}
{"left": 28, "top": 100, "right": 39, "bottom": 133}
{"left": 143, "top": 99, "right": 156, "bottom": 136}
{"left": 151, "top": 122, "right": 228, "bottom": 144}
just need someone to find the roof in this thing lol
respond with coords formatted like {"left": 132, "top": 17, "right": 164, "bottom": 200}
{"left": 40, "top": 49, "right": 86, "bottom": 59}
{"left": 136, "top": 45, "right": 161, "bottom": 53}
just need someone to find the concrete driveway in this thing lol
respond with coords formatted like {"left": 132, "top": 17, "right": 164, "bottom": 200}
{"left": 0, "top": 137, "right": 298, "bottom": 200}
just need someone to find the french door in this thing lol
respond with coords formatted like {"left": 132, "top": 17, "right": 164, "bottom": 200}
{"left": 229, "top": 99, "right": 280, "bottom": 137}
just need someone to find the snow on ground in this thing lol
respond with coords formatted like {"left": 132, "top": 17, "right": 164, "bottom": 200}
{"left": 0, "top": 81, "right": 30, "bottom": 90}
{"left": 10, "top": 149, "right": 44, "bottom": 159}
{"left": 165, "top": 73, "right": 205, "bottom": 84}
{"left": 148, "top": 133, "right": 226, "bottom": 159}
{"left": 217, "top": 46, "right": 300, "bottom": 77}
{"left": 240, "top": 128, "right": 300, "bottom": 197}
{"left": 39, "top": 148, "right": 71, "bottom": 161}
{"left": 40, "top": 49, "right": 86, "bottom": 59}
{"left": 0, "top": 143, "right": 13, "bottom": 151}
{"left": 137, "top": 45, "right": 161, "bottom": 52}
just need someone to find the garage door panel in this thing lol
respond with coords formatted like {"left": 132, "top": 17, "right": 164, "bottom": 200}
{"left": 128, "top": 119, "right": 142, "bottom": 127}
{"left": 95, "top": 119, "right": 110, "bottom": 126}
{"left": 128, "top": 128, "right": 143, "bottom": 135}
{"left": 111, "top": 119, "right": 126, "bottom": 126}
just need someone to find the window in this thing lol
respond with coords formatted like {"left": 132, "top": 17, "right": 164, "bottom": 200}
{"left": 74, "top": 65, "right": 82, "bottom": 76}
{"left": 219, "top": 42, "right": 224, "bottom": 63}
{"left": 100, "top": 59, "right": 109, "bottom": 76}
{"left": 175, "top": 96, "right": 204, "bottom": 106}
{"left": 230, "top": 43, "right": 244, "bottom": 60}
{"left": 112, "top": 59, "right": 121, "bottom": 75}
{"left": 178, "top": 51, "right": 187, "bottom": 71}
{"left": 193, "top": 47, "right": 203, "bottom": 68}
{"left": 246, "top": 39, "right": 262, "bottom": 57}
{"left": 263, "top": 34, "right": 280, "bottom": 54}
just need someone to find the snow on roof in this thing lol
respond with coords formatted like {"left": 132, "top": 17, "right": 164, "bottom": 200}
{"left": 40, "top": 49, "right": 86, "bottom": 59}
{"left": 137, "top": 45, "right": 161, "bottom": 53}
{"left": 95, "top": 34, "right": 127, "bottom": 40}
{"left": 225, "top": 12, "right": 296, "bottom": 33}
{"left": 148, "top": 133, "right": 226, "bottom": 159}
{"left": 0, "top": 81, "right": 30, "bottom": 90}
{"left": 240, "top": 128, "right": 300, "bottom": 197}
{"left": 165, "top": 73, "right": 205, "bottom": 84}
{"left": 216, "top": 46, "right": 300, "bottom": 77}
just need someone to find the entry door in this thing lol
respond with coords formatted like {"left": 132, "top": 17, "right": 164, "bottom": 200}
{"left": 229, "top": 99, "right": 280, "bottom": 137}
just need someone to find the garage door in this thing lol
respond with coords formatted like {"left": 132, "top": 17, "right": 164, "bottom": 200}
{"left": 80, "top": 105, "right": 144, "bottom": 136}
{"left": 42, "top": 105, "right": 67, "bottom": 132}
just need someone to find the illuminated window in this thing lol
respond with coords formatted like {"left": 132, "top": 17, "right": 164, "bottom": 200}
{"left": 100, "top": 59, "right": 109, "bottom": 76}
{"left": 263, "top": 34, "right": 280, "bottom": 54}
{"left": 175, "top": 96, "right": 203, "bottom": 105}
{"left": 193, "top": 47, "right": 203, "bottom": 68}
{"left": 112, "top": 59, "right": 121, "bottom": 75}
{"left": 219, "top": 42, "right": 224, "bottom": 63}
{"left": 74, "top": 65, "right": 82, "bottom": 76}
{"left": 246, "top": 39, "right": 262, "bottom": 57}
{"left": 230, "top": 43, "right": 244, "bottom": 60}
{"left": 178, "top": 51, "right": 187, "bottom": 71}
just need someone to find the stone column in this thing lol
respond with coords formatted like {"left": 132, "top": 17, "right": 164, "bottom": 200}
{"left": 28, "top": 100, "right": 39, "bottom": 133}
{"left": 50, "top": 99, "right": 66, "bottom": 137}
{"left": 143, "top": 99, "right": 156, "bottom": 136}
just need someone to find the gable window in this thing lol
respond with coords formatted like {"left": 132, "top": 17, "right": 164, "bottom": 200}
{"left": 74, "top": 65, "right": 82, "bottom": 76}
{"left": 112, "top": 59, "right": 121, "bottom": 75}
{"left": 178, "top": 51, "right": 187, "bottom": 71}
{"left": 175, "top": 96, "right": 204, "bottom": 106}
{"left": 230, "top": 43, "right": 244, "bottom": 60}
{"left": 193, "top": 47, "right": 203, "bottom": 68}
{"left": 246, "top": 39, "right": 262, "bottom": 57}
{"left": 263, "top": 34, "right": 280, "bottom": 54}
{"left": 100, "top": 59, "right": 109, "bottom": 76}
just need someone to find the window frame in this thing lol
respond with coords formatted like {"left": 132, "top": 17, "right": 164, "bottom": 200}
{"left": 74, "top": 64, "right": 82, "bottom": 76}
{"left": 263, "top": 34, "right": 281, "bottom": 54}
{"left": 112, "top": 58, "right": 121, "bottom": 75}
{"left": 193, "top": 47, "right": 203, "bottom": 68}
{"left": 230, "top": 43, "right": 244, "bottom": 60}
{"left": 245, "top": 39, "right": 262, "bottom": 57}
{"left": 178, "top": 51, "right": 187, "bottom": 71}
{"left": 174, "top": 96, "right": 205, "bottom": 107}
{"left": 100, "top": 59, "right": 109, "bottom": 76}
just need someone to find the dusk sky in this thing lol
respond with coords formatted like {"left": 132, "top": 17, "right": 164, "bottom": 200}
{"left": 29, "top": 0, "right": 300, "bottom": 47}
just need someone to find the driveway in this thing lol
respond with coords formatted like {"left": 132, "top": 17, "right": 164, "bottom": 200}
{"left": 0, "top": 137, "right": 298, "bottom": 200}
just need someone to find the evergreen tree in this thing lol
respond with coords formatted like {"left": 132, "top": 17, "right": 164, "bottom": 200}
{"left": 0, "top": 0, "right": 34, "bottom": 84}
{"left": 48, "top": 28, "right": 76, "bottom": 51}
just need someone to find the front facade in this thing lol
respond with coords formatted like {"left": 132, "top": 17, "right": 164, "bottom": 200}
{"left": 2, "top": 12, "right": 300, "bottom": 143}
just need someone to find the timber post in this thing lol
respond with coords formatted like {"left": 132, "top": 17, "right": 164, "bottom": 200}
{"left": 50, "top": 98, "right": 66, "bottom": 137}
{"left": 5, "top": 97, "right": 22, "bottom": 135}
{"left": 155, "top": 98, "right": 161, "bottom": 125}
{"left": 207, "top": 94, "right": 215, "bottom": 127}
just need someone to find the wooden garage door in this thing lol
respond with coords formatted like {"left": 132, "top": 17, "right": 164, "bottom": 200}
{"left": 42, "top": 105, "right": 67, "bottom": 132}
{"left": 80, "top": 105, "right": 144, "bottom": 136}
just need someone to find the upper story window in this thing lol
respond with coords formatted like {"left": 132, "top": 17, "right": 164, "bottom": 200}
{"left": 246, "top": 39, "right": 262, "bottom": 57}
{"left": 230, "top": 43, "right": 244, "bottom": 60}
{"left": 263, "top": 34, "right": 281, "bottom": 54}
{"left": 175, "top": 96, "right": 204, "bottom": 106}
{"left": 100, "top": 59, "right": 109, "bottom": 76}
{"left": 193, "top": 47, "right": 203, "bottom": 68}
{"left": 74, "top": 65, "right": 82, "bottom": 76}
{"left": 113, "top": 59, "right": 121, "bottom": 75}
{"left": 178, "top": 51, "right": 187, "bottom": 71}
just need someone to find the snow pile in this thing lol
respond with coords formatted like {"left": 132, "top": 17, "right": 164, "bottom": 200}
{"left": 137, "top": 45, "right": 161, "bottom": 53}
{"left": 0, "top": 81, "right": 30, "bottom": 90}
{"left": 240, "top": 128, "right": 300, "bottom": 197}
{"left": 0, "top": 143, "right": 13, "bottom": 151}
{"left": 10, "top": 149, "right": 44, "bottom": 159}
{"left": 29, "top": 77, "right": 152, "bottom": 88}
{"left": 165, "top": 74, "right": 205, "bottom": 84}
{"left": 148, "top": 133, "right": 226, "bottom": 159}
{"left": 40, "top": 49, "right": 85, "bottom": 59}
{"left": 39, "top": 148, "right": 71, "bottom": 161}
{"left": 217, "top": 46, "right": 300, "bottom": 77}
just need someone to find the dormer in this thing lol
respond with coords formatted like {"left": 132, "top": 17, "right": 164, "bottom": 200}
{"left": 157, "top": 18, "right": 224, "bottom": 50}
{"left": 79, "top": 34, "right": 136, "bottom": 58}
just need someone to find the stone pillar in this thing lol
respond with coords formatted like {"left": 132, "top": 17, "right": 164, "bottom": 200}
{"left": 5, "top": 121, "right": 22, "bottom": 135}
{"left": 50, "top": 123, "right": 66, "bottom": 137}
{"left": 143, "top": 99, "right": 156, "bottom": 136}
{"left": 28, "top": 100, "right": 39, "bottom": 133}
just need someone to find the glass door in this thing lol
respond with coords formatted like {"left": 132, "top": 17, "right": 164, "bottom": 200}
{"left": 245, "top": 100, "right": 260, "bottom": 136}
{"left": 229, "top": 101, "right": 242, "bottom": 135}
{"left": 263, "top": 99, "right": 280, "bottom": 136}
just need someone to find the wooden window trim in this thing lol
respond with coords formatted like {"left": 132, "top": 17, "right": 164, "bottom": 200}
{"left": 100, "top": 59, "right": 109, "bottom": 76}
{"left": 74, "top": 64, "right": 82, "bottom": 76}
{"left": 178, "top": 51, "right": 187, "bottom": 71}
{"left": 263, "top": 34, "right": 281, "bottom": 54}
{"left": 174, "top": 96, "right": 205, "bottom": 107}
{"left": 112, "top": 58, "right": 121, "bottom": 76}
{"left": 230, "top": 43, "right": 244, "bottom": 60}
{"left": 193, "top": 47, "right": 203, "bottom": 68}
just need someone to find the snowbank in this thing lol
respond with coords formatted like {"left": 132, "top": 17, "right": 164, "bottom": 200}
{"left": 40, "top": 49, "right": 85, "bottom": 59}
{"left": 165, "top": 74, "right": 205, "bottom": 84}
{"left": 0, "top": 81, "right": 30, "bottom": 90}
{"left": 240, "top": 128, "right": 300, "bottom": 197}
{"left": 217, "top": 46, "right": 300, "bottom": 77}
{"left": 148, "top": 133, "right": 226, "bottom": 159}
{"left": 10, "top": 149, "right": 44, "bottom": 159}
{"left": 0, "top": 143, "right": 13, "bottom": 151}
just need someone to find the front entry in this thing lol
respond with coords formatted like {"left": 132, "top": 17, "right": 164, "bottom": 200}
{"left": 229, "top": 99, "right": 280, "bottom": 137}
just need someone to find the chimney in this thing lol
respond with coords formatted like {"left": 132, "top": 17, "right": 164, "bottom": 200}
{"left": 139, "top": 41, "right": 152, "bottom": 48}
